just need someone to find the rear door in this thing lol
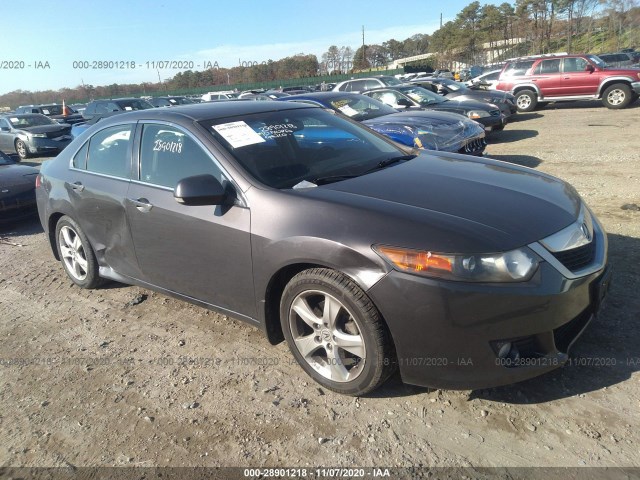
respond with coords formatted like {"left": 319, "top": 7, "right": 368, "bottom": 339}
{"left": 531, "top": 58, "right": 563, "bottom": 97}
{"left": 67, "top": 123, "right": 141, "bottom": 278}
{"left": 125, "top": 122, "right": 255, "bottom": 318}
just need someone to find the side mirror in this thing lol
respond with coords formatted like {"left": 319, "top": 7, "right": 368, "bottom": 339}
{"left": 585, "top": 64, "right": 595, "bottom": 73}
{"left": 174, "top": 174, "right": 228, "bottom": 206}
{"left": 397, "top": 98, "right": 412, "bottom": 108}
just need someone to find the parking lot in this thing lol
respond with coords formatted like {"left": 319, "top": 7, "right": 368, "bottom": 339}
{"left": 1, "top": 101, "right": 639, "bottom": 468}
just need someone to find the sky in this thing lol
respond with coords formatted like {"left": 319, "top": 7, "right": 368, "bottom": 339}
{"left": 0, "top": 0, "right": 507, "bottom": 95}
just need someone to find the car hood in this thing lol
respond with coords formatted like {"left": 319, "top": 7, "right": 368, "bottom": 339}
{"left": 435, "top": 98, "right": 498, "bottom": 112}
{"left": 17, "top": 124, "right": 71, "bottom": 134}
{"left": 363, "top": 111, "right": 484, "bottom": 152}
{"left": 296, "top": 152, "right": 580, "bottom": 253}
{"left": 0, "top": 164, "right": 39, "bottom": 186}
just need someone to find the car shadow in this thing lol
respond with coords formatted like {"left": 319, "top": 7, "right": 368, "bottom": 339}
{"left": 0, "top": 215, "right": 43, "bottom": 237}
{"left": 486, "top": 154, "right": 542, "bottom": 168}
{"left": 488, "top": 129, "right": 538, "bottom": 144}
{"left": 366, "top": 232, "right": 640, "bottom": 402}
{"left": 541, "top": 100, "right": 640, "bottom": 111}
{"left": 509, "top": 112, "right": 543, "bottom": 122}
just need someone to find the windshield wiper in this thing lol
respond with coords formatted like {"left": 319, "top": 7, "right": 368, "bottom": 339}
{"left": 309, "top": 155, "right": 416, "bottom": 186}
{"left": 361, "top": 154, "right": 417, "bottom": 175}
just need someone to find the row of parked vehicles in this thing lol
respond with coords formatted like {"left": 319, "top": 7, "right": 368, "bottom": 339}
{"left": 0, "top": 52, "right": 615, "bottom": 395}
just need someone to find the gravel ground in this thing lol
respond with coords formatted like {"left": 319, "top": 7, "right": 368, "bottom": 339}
{"left": 1, "top": 101, "right": 639, "bottom": 470}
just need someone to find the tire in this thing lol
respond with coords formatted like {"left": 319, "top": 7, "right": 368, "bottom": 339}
{"left": 15, "top": 139, "right": 30, "bottom": 160}
{"left": 514, "top": 90, "right": 538, "bottom": 112}
{"left": 602, "top": 83, "right": 632, "bottom": 109}
{"left": 55, "top": 216, "right": 104, "bottom": 289}
{"left": 280, "top": 268, "right": 396, "bottom": 395}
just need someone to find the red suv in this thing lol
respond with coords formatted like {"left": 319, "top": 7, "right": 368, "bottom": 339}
{"left": 496, "top": 54, "right": 640, "bottom": 111}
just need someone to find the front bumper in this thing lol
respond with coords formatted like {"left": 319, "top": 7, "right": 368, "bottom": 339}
{"left": 27, "top": 137, "right": 71, "bottom": 155}
{"left": 475, "top": 115, "right": 503, "bottom": 130}
{"left": 367, "top": 217, "right": 610, "bottom": 390}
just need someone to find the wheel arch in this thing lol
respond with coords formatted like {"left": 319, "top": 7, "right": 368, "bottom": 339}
{"left": 597, "top": 78, "right": 634, "bottom": 98}
{"left": 47, "top": 212, "right": 66, "bottom": 260}
{"left": 512, "top": 84, "right": 541, "bottom": 97}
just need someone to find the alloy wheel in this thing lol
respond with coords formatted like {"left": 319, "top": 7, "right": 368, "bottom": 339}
{"left": 607, "top": 89, "right": 625, "bottom": 106}
{"left": 58, "top": 225, "right": 89, "bottom": 281}
{"left": 288, "top": 290, "right": 366, "bottom": 382}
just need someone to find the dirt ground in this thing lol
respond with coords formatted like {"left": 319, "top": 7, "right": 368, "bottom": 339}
{"left": 1, "top": 101, "right": 639, "bottom": 471}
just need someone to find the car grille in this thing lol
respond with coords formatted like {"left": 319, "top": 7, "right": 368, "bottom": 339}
{"left": 551, "top": 236, "right": 596, "bottom": 272}
{"left": 460, "top": 138, "right": 486, "bottom": 155}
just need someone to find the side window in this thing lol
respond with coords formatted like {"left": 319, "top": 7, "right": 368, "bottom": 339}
{"left": 86, "top": 124, "right": 133, "bottom": 178}
{"left": 94, "top": 102, "right": 108, "bottom": 114}
{"left": 504, "top": 61, "right": 535, "bottom": 77}
{"left": 84, "top": 103, "right": 95, "bottom": 115}
{"left": 0, "top": 118, "right": 10, "bottom": 129}
{"left": 538, "top": 59, "right": 561, "bottom": 74}
{"left": 139, "top": 124, "right": 225, "bottom": 189}
{"left": 72, "top": 141, "right": 89, "bottom": 169}
{"left": 106, "top": 102, "right": 120, "bottom": 112}
{"left": 563, "top": 57, "right": 588, "bottom": 72}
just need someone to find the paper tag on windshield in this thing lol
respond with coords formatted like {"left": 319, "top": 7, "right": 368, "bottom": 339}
{"left": 292, "top": 180, "right": 317, "bottom": 189}
{"left": 337, "top": 105, "right": 359, "bottom": 117}
{"left": 10, "top": 117, "right": 18, "bottom": 123}
{"left": 42, "top": 109, "right": 50, "bottom": 115}
{"left": 124, "top": 106, "right": 133, "bottom": 111}
{"left": 213, "top": 121, "right": 265, "bottom": 148}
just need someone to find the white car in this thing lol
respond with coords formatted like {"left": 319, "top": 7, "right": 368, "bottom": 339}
{"left": 466, "top": 70, "right": 501, "bottom": 90}
{"left": 201, "top": 91, "right": 239, "bottom": 102}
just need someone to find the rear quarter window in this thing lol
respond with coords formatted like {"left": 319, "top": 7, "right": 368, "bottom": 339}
{"left": 503, "top": 60, "right": 536, "bottom": 77}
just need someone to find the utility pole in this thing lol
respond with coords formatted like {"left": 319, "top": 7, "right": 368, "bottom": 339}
{"left": 362, "top": 25, "right": 366, "bottom": 68}
{"left": 440, "top": 13, "right": 442, "bottom": 29}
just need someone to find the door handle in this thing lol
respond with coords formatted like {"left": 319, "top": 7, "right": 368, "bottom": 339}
{"left": 65, "top": 181, "right": 85, "bottom": 192}
{"left": 129, "top": 197, "right": 153, "bottom": 213}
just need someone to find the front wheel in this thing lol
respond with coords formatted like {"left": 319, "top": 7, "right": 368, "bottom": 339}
{"left": 15, "top": 139, "right": 30, "bottom": 160}
{"left": 515, "top": 90, "right": 538, "bottom": 112}
{"left": 280, "top": 268, "right": 396, "bottom": 395}
{"left": 602, "top": 83, "right": 632, "bottom": 109}
{"left": 55, "top": 216, "right": 104, "bottom": 289}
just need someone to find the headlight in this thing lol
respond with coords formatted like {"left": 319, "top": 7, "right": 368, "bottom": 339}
{"left": 30, "top": 133, "right": 47, "bottom": 138}
{"left": 374, "top": 245, "right": 540, "bottom": 282}
{"left": 467, "top": 110, "right": 490, "bottom": 119}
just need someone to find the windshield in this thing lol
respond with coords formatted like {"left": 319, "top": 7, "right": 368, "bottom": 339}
{"left": 7, "top": 114, "right": 57, "bottom": 128}
{"left": 115, "top": 99, "right": 154, "bottom": 110}
{"left": 380, "top": 76, "right": 403, "bottom": 86}
{"left": 39, "top": 105, "right": 64, "bottom": 115}
{"left": 326, "top": 95, "right": 398, "bottom": 121}
{"left": 587, "top": 55, "right": 607, "bottom": 68}
{"left": 397, "top": 86, "right": 446, "bottom": 105}
{"left": 167, "top": 97, "right": 194, "bottom": 105}
{"left": 201, "top": 107, "right": 403, "bottom": 189}
{"left": 437, "top": 79, "right": 467, "bottom": 91}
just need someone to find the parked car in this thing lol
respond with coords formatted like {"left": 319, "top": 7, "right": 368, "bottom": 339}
{"left": 69, "top": 104, "right": 87, "bottom": 114}
{"left": 363, "top": 85, "right": 506, "bottom": 132}
{"left": 201, "top": 91, "right": 239, "bottom": 102}
{"left": 35, "top": 101, "right": 611, "bottom": 394}
{"left": 333, "top": 76, "right": 403, "bottom": 93}
{"left": 432, "top": 69, "right": 455, "bottom": 79}
{"left": 148, "top": 96, "right": 196, "bottom": 107}
{"left": 597, "top": 52, "right": 639, "bottom": 68}
{"left": 0, "top": 114, "right": 72, "bottom": 160}
{"left": 412, "top": 77, "right": 517, "bottom": 116}
{"left": 15, "top": 104, "right": 84, "bottom": 125}
{"left": 496, "top": 53, "right": 640, "bottom": 111}
{"left": 466, "top": 69, "right": 502, "bottom": 90}
{"left": 280, "top": 92, "right": 487, "bottom": 155}
{"left": 82, "top": 98, "right": 154, "bottom": 121}
{"left": 0, "top": 150, "right": 40, "bottom": 223}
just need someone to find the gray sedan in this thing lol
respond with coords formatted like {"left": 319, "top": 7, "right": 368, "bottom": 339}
{"left": 35, "top": 102, "right": 610, "bottom": 395}
{"left": 0, "top": 114, "right": 72, "bottom": 160}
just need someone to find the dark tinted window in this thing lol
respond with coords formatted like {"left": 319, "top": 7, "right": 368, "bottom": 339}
{"left": 94, "top": 102, "right": 110, "bottom": 114}
{"left": 535, "top": 59, "right": 561, "bottom": 74}
{"left": 72, "top": 141, "right": 89, "bottom": 169}
{"left": 139, "top": 124, "right": 224, "bottom": 189}
{"left": 86, "top": 125, "right": 133, "bottom": 178}
{"left": 84, "top": 103, "right": 96, "bottom": 115}
{"left": 115, "top": 99, "right": 153, "bottom": 111}
{"left": 503, "top": 60, "right": 535, "bottom": 77}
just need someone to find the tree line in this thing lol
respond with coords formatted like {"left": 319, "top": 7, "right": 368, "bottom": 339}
{"left": 1, "top": 0, "right": 637, "bottom": 108}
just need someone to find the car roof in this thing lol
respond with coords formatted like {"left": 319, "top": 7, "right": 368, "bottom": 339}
{"left": 92, "top": 100, "right": 315, "bottom": 124}
{"left": 282, "top": 92, "right": 361, "bottom": 102}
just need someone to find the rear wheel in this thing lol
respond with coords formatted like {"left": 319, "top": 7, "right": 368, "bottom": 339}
{"left": 280, "top": 268, "right": 396, "bottom": 395}
{"left": 515, "top": 90, "right": 538, "bottom": 112}
{"left": 15, "top": 140, "right": 30, "bottom": 160}
{"left": 602, "top": 83, "right": 632, "bottom": 109}
{"left": 55, "top": 216, "right": 104, "bottom": 289}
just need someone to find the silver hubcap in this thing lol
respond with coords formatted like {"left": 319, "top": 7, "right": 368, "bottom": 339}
{"left": 289, "top": 290, "right": 366, "bottom": 383}
{"left": 59, "top": 226, "right": 88, "bottom": 281}
{"left": 517, "top": 95, "right": 532, "bottom": 109}
{"left": 607, "top": 89, "right": 625, "bottom": 106}
{"left": 16, "top": 142, "right": 26, "bottom": 156}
